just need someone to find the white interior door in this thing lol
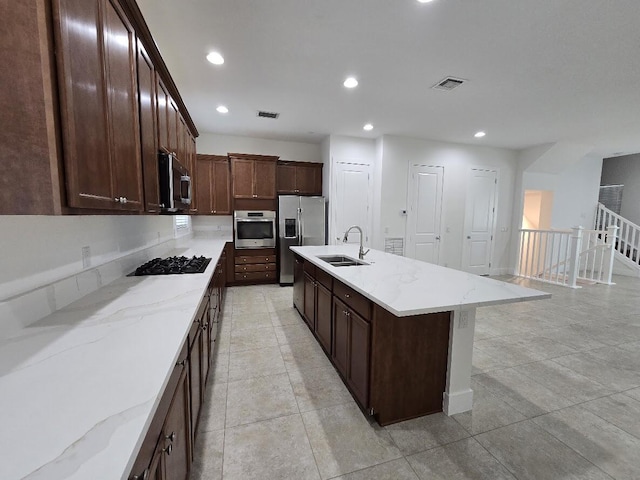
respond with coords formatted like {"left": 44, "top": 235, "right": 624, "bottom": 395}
{"left": 405, "top": 165, "right": 444, "bottom": 264}
{"left": 462, "top": 168, "right": 498, "bottom": 275}
{"left": 333, "top": 162, "right": 372, "bottom": 245}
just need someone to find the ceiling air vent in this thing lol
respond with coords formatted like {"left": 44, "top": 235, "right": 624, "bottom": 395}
{"left": 432, "top": 77, "right": 465, "bottom": 91}
{"left": 257, "top": 110, "right": 280, "bottom": 119}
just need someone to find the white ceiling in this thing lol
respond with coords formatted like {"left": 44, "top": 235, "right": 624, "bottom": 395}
{"left": 137, "top": 0, "right": 640, "bottom": 157}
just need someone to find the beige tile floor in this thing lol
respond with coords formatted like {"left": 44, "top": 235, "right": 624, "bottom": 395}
{"left": 191, "top": 275, "right": 640, "bottom": 480}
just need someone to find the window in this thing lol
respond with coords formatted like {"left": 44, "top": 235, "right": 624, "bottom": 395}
{"left": 174, "top": 215, "right": 190, "bottom": 236}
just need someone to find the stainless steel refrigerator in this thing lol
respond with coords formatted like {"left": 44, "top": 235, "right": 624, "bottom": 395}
{"left": 278, "top": 195, "right": 326, "bottom": 284}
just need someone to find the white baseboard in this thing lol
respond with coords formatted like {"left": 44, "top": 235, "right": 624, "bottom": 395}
{"left": 443, "top": 388, "right": 473, "bottom": 415}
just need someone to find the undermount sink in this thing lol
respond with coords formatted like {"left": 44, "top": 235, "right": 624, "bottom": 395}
{"left": 317, "top": 255, "right": 369, "bottom": 267}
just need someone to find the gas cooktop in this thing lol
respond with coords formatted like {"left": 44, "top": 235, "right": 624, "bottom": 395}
{"left": 131, "top": 256, "right": 211, "bottom": 276}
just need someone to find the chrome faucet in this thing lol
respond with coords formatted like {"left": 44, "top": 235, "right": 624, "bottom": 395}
{"left": 342, "top": 225, "right": 370, "bottom": 259}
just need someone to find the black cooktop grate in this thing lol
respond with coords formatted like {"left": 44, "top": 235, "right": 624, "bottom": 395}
{"left": 131, "top": 256, "right": 211, "bottom": 276}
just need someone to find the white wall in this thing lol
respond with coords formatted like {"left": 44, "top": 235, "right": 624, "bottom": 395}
{"left": 375, "top": 135, "right": 519, "bottom": 272}
{"left": 551, "top": 155, "right": 603, "bottom": 228}
{"left": 197, "top": 132, "right": 321, "bottom": 162}
{"left": 601, "top": 153, "right": 640, "bottom": 225}
{"left": 0, "top": 215, "right": 176, "bottom": 301}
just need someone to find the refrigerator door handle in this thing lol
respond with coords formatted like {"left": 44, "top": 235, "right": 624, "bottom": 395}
{"left": 297, "top": 207, "right": 303, "bottom": 245}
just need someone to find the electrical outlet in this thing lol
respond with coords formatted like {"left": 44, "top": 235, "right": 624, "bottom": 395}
{"left": 81, "top": 246, "right": 91, "bottom": 269}
{"left": 458, "top": 311, "right": 469, "bottom": 329}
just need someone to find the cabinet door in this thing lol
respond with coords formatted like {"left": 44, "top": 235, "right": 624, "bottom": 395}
{"left": 103, "top": 0, "right": 143, "bottom": 210}
{"left": 348, "top": 309, "right": 370, "bottom": 408}
{"left": 162, "top": 367, "right": 191, "bottom": 480}
{"left": 212, "top": 160, "right": 231, "bottom": 214}
{"left": 146, "top": 446, "right": 163, "bottom": 480}
{"left": 254, "top": 160, "right": 276, "bottom": 198}
{"left": 297, "top": 164, "right": 322, "bottom": 195}
{"left": 189, "top": 136, "right": 198, "bottom": 213}
{"left": 332, "top": 298, "right": 349, "bottom": 378}
{"left": 303, "top": 273, "right": 315, "bottom": 330}
{"left": 195, "top": 157, "right": 212, "bottom": 214}
{"left": 136, "top": 39, "right": 160, "bottom": 213}
{"left": 188, "top": 323, "right": 202, "bottom": 441}
{"left": 293, "top": 255, "right": 304, "bottom": 313}
{"left": 54, "top": 0, "right": 113, "bottom": 209}
{"left": 156, "top": 76, "right": 169, "bottom": 152}
{"left": 200, "top": 308, "right": 210, "bottom": 390}
{"left": 167, "top": 97, "right": 178, "bottom": 154}
{"left": 231, "top": 158, "right": 254, "bottom": 198}
{"left": 315, "top": 283, "right": 332, "bottom": 353}
{"left": 276, "top": 164, "right": 297, "bottom": 193}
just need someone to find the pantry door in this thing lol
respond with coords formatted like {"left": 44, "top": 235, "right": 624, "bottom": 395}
{"left": 405, "top": 165, "right": 444, "bottom": 264}
{"left": 333, "top": 162, "right": 372, "bottom": 245}
{"left": 462, "top": 168, "right": 498, "bottom": 275}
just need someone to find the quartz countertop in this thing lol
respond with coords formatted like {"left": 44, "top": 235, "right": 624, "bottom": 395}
{"left": 292, "top": 245, "right": 550, "bottom": 316}
{"left": 0, "top": 238, "right": 229, "bottom": 480}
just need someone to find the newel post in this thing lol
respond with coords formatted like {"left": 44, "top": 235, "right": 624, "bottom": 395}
{"left": 568, "top": 226, "right": 583, "bottom": 288}
{"left": 603, "top": 225, "right": 618, "bottom": 285}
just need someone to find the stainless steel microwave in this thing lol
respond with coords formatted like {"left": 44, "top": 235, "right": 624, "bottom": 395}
{"left": 159, "top": 152, "right": 191, "bottom": 213}
{"left": 234, "top": 210, "right": 277, "bottom": 249}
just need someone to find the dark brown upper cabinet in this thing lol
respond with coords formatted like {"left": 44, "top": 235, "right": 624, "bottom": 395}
{"left": 2, "top": 0, "right": 198, "bottom": 214}
{"left": 230, "top": 154, "right": 278, "bottom": 199}
{"left": 55, "top": 0, "right": 144, "bottom": 211}
{"left": 277, "top": 161, "right": 323, "bottom": 195}
{"left": 137, "top": 39, "right": 160, "bottom": 213}
{"left": 196, "top": 155, "right": 231, "bottom": 215}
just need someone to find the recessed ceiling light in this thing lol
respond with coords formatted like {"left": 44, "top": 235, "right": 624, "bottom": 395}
{"left": 206, "top": 51, "right": 224, "bottom": 65}
{"left": 363, "top": 124, "right": 374, "bottom": 131}
{"left": 417, "top": 0, "right": 435, "bottom": 3}
{"left": 216, "top": 105, "right": 228, "bottom": 114}
{"left": 474, "top": 131, "right": 486, "bottom": 138}
{"left": 343, "top": 77, "right": 358, "bottom": 88}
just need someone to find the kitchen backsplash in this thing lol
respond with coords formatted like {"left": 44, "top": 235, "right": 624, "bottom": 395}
{"left": 0, "top": 215, "right": 187, "bottom": 334}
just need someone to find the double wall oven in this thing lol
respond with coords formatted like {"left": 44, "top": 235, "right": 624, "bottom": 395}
{"left": 234, "top": 210, "right": 277, "bottom": 249}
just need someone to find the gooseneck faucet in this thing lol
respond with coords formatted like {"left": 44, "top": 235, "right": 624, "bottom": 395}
{"left": 342, "top": 225, "right": 370, "bottom": 259}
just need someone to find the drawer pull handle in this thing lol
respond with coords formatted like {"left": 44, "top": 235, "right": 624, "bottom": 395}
{"left": 344, "top": 294, "right": 350, "bottom": 298}
{"left": 175, "top": 359, "right": 186, "bottom": 367}
{"left": 162, "top": 443, "right": 173, "bottom": 456}
{"left": 166, "top": 432, "right": 176, "bottom": 442}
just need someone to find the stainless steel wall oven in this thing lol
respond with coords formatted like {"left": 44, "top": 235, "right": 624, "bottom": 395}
{"left": 234, "top": 210, "right": 277, "bottom": 249}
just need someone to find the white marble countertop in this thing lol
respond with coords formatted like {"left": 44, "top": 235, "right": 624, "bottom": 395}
{"left": 0, "top": 237, "right": 230, "bottom": 480}
{"left": 292, "top": 245, "right": 550, "bottom": 316}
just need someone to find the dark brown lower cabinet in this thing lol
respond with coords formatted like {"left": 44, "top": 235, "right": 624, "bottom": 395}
{"left": 332, "top": 299, "right": 349, "bottom": 378}
{"left": 332, "top": 297, "right": 371, "bottom": 407}
{"left": 293, "top": 254, "right": 304, "bottom": 311}
{"left": 348, "top": 309, "right": 371, "bottom": 407}
{"left": 162, "top": 367, "right": 191, "bottom": 480}
{"left": 303, "top": 272, "right": 315, "bottom": 330}
{"left": 188, "top": 319, "right": 202, "bottom": 446}
{"left": 315, "top": 283, "right": 332, "bottom": 353}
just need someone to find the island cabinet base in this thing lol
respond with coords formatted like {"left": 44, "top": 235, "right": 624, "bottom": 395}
{"left": 370, "top": 306, "right": 451, "bottom": 426}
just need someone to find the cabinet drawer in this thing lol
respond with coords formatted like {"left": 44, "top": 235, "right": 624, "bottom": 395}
{"left": 315, "top": 268, "right": 333, "bottom": 290}
{"left": 235, "top": 263, "right": 276, "bottom": 273}
{"left": 303, "top": 260, "right": 316, "bottom": 276}
{"left": 334, "top": 281, "right": 371, "bottom": 321}
{"left": 235, "top": 271, "right": 276, "bottom": 281}
{"left": 235, "top": 255, "right": 276, "bottom": 265}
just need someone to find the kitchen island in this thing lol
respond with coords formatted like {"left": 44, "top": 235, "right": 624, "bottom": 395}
{"left": 291, "top": 245, "right": 549, "bottom": 425}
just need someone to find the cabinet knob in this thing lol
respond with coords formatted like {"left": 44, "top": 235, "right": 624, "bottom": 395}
{"left": 344, "top": 294, "right": 350, "bottom": 298}
{"left": 253, "top": 194, "right": 257, "bottom": 198}
{"left": 165, "top": 432, "right": 176, "bottom": 442}
{"left": 175, "top": 359, "right": 186, "bottom": 367}
{"left": 114, "top": 197, "right": 121, "bottom": 203}
{"left": 162, "top": 443, "right": 173, "bottom": 456}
